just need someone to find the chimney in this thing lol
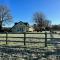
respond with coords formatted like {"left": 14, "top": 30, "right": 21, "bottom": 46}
{"left": 15, "top": 23, "right": 18, "bottom": 25}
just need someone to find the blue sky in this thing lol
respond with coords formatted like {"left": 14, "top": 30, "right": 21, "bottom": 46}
{"left": 0, "top": 0, "right": 60, "bottom": 27}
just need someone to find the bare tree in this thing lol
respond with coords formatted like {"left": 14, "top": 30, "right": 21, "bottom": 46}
{"left": 33, "top": 12, "right": 51, "bottom": 31}
{"left": 44, "top": 20, "right": 51, "bottom": 27}
{"left": 0, "top": 5, "right": 12, "bottom": 31}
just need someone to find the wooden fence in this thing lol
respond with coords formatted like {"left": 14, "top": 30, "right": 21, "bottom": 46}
{"left": 0, "top": 32, "right": 60, "bottom": 47}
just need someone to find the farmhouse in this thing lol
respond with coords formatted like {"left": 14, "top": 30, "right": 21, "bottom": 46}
{"left": 11, "top": 21, "right": 29, "bottom": 33}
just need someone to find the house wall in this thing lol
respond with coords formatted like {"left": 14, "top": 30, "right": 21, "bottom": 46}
{"left": 11, "top": 24, "right": 29, "bottom": 33}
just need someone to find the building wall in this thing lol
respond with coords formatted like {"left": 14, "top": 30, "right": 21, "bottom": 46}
{"left": 11, "top": 24, "right": 29, "bottom": 33}
{"left": 29, "top": 27, "right": 34, "bottom": 32}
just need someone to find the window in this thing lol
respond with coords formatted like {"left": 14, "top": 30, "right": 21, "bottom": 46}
{"left": 17, "top": 29, "right": 19, "bottom": 32}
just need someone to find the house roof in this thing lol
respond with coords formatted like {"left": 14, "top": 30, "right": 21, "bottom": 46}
{"left": 11, "top": 21, "right": 29, "bottom": 29}
{"left": 15, "top": 21, "right": 29, "bottom": 26}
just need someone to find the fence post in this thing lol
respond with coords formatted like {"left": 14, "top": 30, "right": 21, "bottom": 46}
{"left": 45, "top": 32, "right": 47, "bottom": 47}
{"left": 6, "top": 32, "right": 8, "bottom": 45}
{"left": 24, "top": 32, "right": 26, "bottom": 45}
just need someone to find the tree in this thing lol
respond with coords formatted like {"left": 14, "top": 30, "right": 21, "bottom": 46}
{"left": 0, "top": 5, "right": 12, "bottom": 32}
{"left": 33, "top": 12, "right": 51, "bottom": 31}
{"left": 33, "top": 24, "right": 38, "bottom": 31}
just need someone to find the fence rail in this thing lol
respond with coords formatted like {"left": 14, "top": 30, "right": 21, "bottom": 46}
{"left": 0, "top": 32, "right": 60, "bottom": 47}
